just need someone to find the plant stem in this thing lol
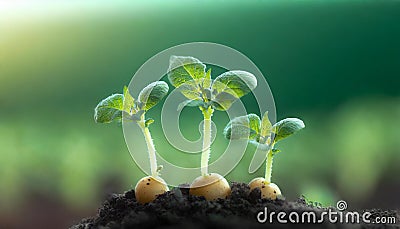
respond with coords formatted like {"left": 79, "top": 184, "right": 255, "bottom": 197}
{"left": 265, "top": 149, "right": 274, "bottom": 183}
{"left": 138, "top": 115, "right": 158, "bottom": 177}
{"left": 200, "top": 106, "right": 214, "bottom": 176}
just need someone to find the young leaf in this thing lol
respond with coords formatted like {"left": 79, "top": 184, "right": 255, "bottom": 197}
{"left": 123, "top": 86, "right": 135, "bottom": 114}
{"left": 223, "top": 114, "right": 261, "bottom": 140}
{"left": 247, "top": 113, "right": 261, "bottom": 134}
{"left": 203, "top": 88, "right": 212, "bottom": 101}
{"left": 138, "top": 81, "right": 169, "bottom": 111}
{"left": 167, "top": 56, "right": 206, "bottom": 88}
{"left": 145, "top": 118, "right": 154, "bottom": 127}
{"left": 212, "top": 70, "right": 257, "bottom": 98}
{"left": 211, "top": 70, "right": 257, "bottom": 110}
{"left": 224, "top": 124, "right": 256, "bottom": 140}
{"left": 249, "top": 140, "right": 271, "bottom": 151}
{"left": 94, "top": 94, "right": 124, "bottom": 123}
{"left": 260, "top": 111, "right": 272, "bottom": 138}
{"left": 271, "top": 148, "right": 281, "bottom": 156}
{"left": 211, "top": 91, "right": 238, "bottom": 111}
{"left": 273, "top": 118, "right": 305, "bottom": 142}
{"left": 177, "top": 81, "right": 202, "bottom": 100}
{"left": 177, "top": 99, "right": 205, "bottom": 111}
{"left": 202, "top": 68, "right": 212, "bottom": 89}
{"left": 156, "top": 165, "right": 163, "bottom": 173}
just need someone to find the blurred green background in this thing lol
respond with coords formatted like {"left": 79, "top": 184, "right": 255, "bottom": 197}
{"left": 1, "top": 1, "right": 399, "bottom": 228}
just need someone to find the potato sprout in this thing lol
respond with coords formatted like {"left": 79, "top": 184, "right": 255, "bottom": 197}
{"left": 224, "top": 111, "right": 305, "bottom": 200}
{"left": 167, "top": 56, "right": 257, "bottom": 200}
{"left": 94, "top": 82, "right": 169, "bottom": 203}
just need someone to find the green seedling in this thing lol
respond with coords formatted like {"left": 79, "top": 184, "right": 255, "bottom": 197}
{"left": 224, "top": 111, "right": 305, "bottom": 200}
{"left": 94, "top": 81, "right": 169, "bottom": 204}
{"left": 168, "top": 56, "right": 257, "bottom": 200}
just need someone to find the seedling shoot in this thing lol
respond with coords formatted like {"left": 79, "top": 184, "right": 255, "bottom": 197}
{"left": 224, "top": 111, "right": 305, "bottom": 200}
{"left": 94, "top": 81, "right": 169, "bottom": 204}
{"left": 168, "top": 56, "right": 257, "bottom": 200}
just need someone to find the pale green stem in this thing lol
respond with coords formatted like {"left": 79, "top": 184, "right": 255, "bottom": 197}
{"left": 138, "top": 115, "right": 158, "bottom": 177}
{"left": 201, "top": 107, "right": 214, "bottom": 176}
{"left": 265, "top": 149, "right": 274, "bottom": 183}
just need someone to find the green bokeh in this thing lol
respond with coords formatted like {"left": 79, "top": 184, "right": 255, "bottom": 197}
{"left": 1, "top": 1, "right": 399, "bottom": 215}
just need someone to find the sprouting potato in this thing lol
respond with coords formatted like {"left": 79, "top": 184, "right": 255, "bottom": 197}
{"left": 135, "top": 176, "right": 169, "bottom": 204}
{"left": 167, "top": 56, "right": 258, "bottom": 201}
{"left": 94, "top": 82, "right": 170, "bottom": 204}
{"left": 189, "top": 173, "right": 231, "bottom": 200}
{"left": 224, "top": 111, "right": 305, "bottom": 200}
{"left": 249, "top": 177, "right": 281, "bottom": 200}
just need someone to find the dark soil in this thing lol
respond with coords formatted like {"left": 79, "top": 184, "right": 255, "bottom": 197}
{"left": 71, "top": 183, "right": 399, "bottom": 229}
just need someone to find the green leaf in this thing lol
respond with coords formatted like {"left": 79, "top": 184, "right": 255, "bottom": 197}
{"left": 145, "top": 118, "right": 154, "bottom": 127}
{"left": 203, "top": 88, "right": 212, "bottom": 101}
{"left": 167, "top": 56, "right": 206, "bottom": 88}
{"left": 177, "top": 81, "right": 202, "bottom": 100}
{"left": 247, "top": 114, "right": 261, "bottom": 134}
{"left": 123, "top": 86, "right": 135, "bottom": 114}
{"left": 177, "top": 99, "right": 205, "bottom": 111}
{"left": 202, "top": 68, "right": 212, "bottom": 89}
{"left": 138, "top": 81, "right": 169, "bottom": 111}
{"left": 211, "top": 70, "right": 257, "bottom": 110}
{"left": 211, "top": 91, "right": 238, "bottom": 111}
{"left": 273, "top": 118, "right": 305, "bottom": 142}
{"left": 249, "top": 140, "right": 270, "bottom": 151}
{"left": 212, "top": 70, "right": 257, "bottom": 98}
{"left": 224, "top": 124, "right": 256, "bottom": 140}
{"left": 223, "top": 114, "right": 261, "bottom": 140}
{"left": 94, "top": 94, "right": 124, "bottom": 123}
{"left": 260, "top": 111, "right": 272, "bottom": 138}
{"left": 271, "top": 148, "right": 281, "bottom": 156}
{"left": 156, "top": 165, "right": 163, "bottom": 173}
